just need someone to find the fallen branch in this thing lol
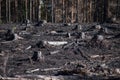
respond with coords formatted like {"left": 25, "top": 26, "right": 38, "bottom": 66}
{"left": 14, "top": 34, "right": 24, "bottom": 40}
{"left": 44, "top": 41, "right": 68, "bottom": 46}
{"left": 62, "top": 42, "right": 74, "bottom": 49}
{"left": 0, "top": 54, "right": 4, "bottom": 56}
{"left": 26, "top": 67, "right": 63, "bottom": 73}
{"left": 0, "top": 77, "right": 22, "bottom": 80}
{"left": 41, "top": 67, "right": 62, "bottom": 72}
{"left": 26, "top": 68, "right": 40, "bottom": 73}
{"left": 26, "top": 46, "right": 32, "bottom": 50}
{"left": 16, "top": 75, "right": 64, "bottom": 80}
{"left": 50, "top": 50, "right": 60, "bottom": 55}
{"left": 50, "top": 31, "right": 68, "bottom": 36}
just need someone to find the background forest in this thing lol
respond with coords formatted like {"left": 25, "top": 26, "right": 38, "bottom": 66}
{"left": 0, "top": 0, "right": 120, "bottom": 23}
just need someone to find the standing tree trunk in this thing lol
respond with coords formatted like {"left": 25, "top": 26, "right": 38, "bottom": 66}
{"left": 33, "top": 0, "right": 35, "bottom": 22}
{"left": 103, "top": 0, "right": 108, "bottom": 22}
{"left": 30, "top": 0, "right": 32, "bottom": 22}
{"left": 65, "top": 0, "right": 67, "bottom": 23}
{"left": 71, "top": 1, "right": 74, "bottom": 23}
{"left": 62, "top": 0, "right": 65, "bottom": 23}
{"left": 38, "top": 0, "right": 41, "bottom": 21}
{"left": 85, "top": 0, "right": 87, "bottom": 23}
{"left": 71, "top": 7, "right": 74, "bottom": 23}
{"left": 116, "top": 0, "right": 119, "bottom": 19}
{"left": 15, "top": 0, "right": 18, "bottom": 23}
{"left": 8, "top": 0, "right": 11, "bottom": 22}
{"left": 51, "top": 0, "right": 54, "bottom": 23}
{"left": 45, "top": 1, "right": 47, "bottom": 21}
{"left": 25, "top": 0, "right": 28, "bottom": 20}
{"left": 76, "top": 0, "right": 79, "bottom": 23}
{"left": 0, "top": 0, "right": 1, "bottom": 22}
{"left": 6, "top": 0, "right": 8, "bottom": 22}
{"left": 89, "top": 0, "right": 92, "bottom": 22}
{"left": 79, "top": 0, "right": 82, "bottom": 23}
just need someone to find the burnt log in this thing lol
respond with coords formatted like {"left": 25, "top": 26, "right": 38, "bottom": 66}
{"left": 35, "top": 20, "right": 47, "bottom": 26}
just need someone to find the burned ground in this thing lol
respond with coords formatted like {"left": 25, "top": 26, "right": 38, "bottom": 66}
{"left": 0, "top": 23, "right": 120, "bottom": 80}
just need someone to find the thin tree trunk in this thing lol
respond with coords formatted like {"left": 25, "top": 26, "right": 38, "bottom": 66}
{"left": 33, "top": 0, "right": 35, "bottom": 21}
{"left": 65, "top": 0, "right": 67, "bottom": 23}
{"left": 83, "top": 0, "right": 85, "bottom": 22}
{"left": 15, "top": 0, "right": 18, "bottom": 23}
{"left": 8, "top": 0, "right": 11, "bottom": 23}
{"left": 52, "top": 0, "right": 54, "bottom": 23}
{"left": 85, "top": 0, "right": 87, "bottom": 23}
{"left": 30, "top": 0, "right": 32, "bottom": 22}
{"left": 36, "top": 0, "right": 39, "bottom": 21}
{"left": 90, "top": 0, "right": 92, "bottom": 22}
{"left": 79, "top": 0, "right": 82, "bottom": 23}
{"left": 38, "top": 0, "right": 41, "bottom": 21}
{"left": 6, "top": 0, "right": 8, "bottom": 22}
{"left": 33, "top": 0, "right": 35, "bottom": 22}
{"left": 116, "top": 0, "right": 119, "bottom": 18}
{"left": 0, "top": 0, "right": 1, "bottom": 22}
{"left": 45, "top": 1, "right": 47, "bottom": 21}
{"left": 25, "top": 0, "right": 28, "bottom": 20}
{"left": 62, "top": 0, "right": 65, "bottom": 23}
{"left": 35, "top": 0, "right": 38, "bottom": 22}
{"left": 71, "top": 1, "right": 74, "bottom": 23}
{"left": 103, "top": 0, "right": 108, "bottom": 22}
{"left": 76, "top": 0, "right": 79, "bottom": 23}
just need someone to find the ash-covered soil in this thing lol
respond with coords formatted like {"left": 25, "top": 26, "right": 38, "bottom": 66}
{"left": 0, "top": 23, "right": 120, "bottom": 80}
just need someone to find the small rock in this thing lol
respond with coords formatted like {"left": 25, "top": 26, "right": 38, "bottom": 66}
{"left": 101, "top": 64, "right": 108, "bottom": 68}
{"left": 115, "top": 68, "right": 120, "bottom": 74}
{"left": 50, "top": 31, "right": 57, "bottom": 34}
{"left": 97, "top": 35, "right": 104, "bottom": 41}
{"left": 95, "top": 25, "right": 101, "bottom": 30}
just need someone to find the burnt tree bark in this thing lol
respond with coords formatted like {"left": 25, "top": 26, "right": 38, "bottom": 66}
{"left": 103, "top": 0, "right": 108, "bottom": 22}
{"left": 116, "top": 0, "right": 119, "bottom": 19}
{"left": 76, "top": 0, "right": 79, "bottom": 23}
{"left": 38, "top": 0, "right": 41, "bottom": 21}
{"left": 32, "top": 0, "right": 35, "bottom": 22}
{"left": 6, "top": 0, "right": 8, "bottom": 22}
{"left": 0, "top": 0, "right": 1, "bottom": 22}
{"left": 15, "top": 0, "right": 18, "bottom": 22}
{"left": 30, "top": 0, "right": 32, "bottom": 22}
{"left": 62, "top": 0, "right": 65, "bottom": 23}
{"left": 8, "top": 0, "right": 11, "bottom": 22}
{"left": 51, "top": 0, "right": 54, "bottom": 23}
{"left": 71, "top": 1, "right": 74, "bottom": 23}
{"left": 25, "top": 0, "right": 28, "bottom": 20}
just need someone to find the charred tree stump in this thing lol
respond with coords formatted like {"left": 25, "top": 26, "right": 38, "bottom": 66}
{"left": 31, "top": 51, "right": 44, "bottom": 62}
